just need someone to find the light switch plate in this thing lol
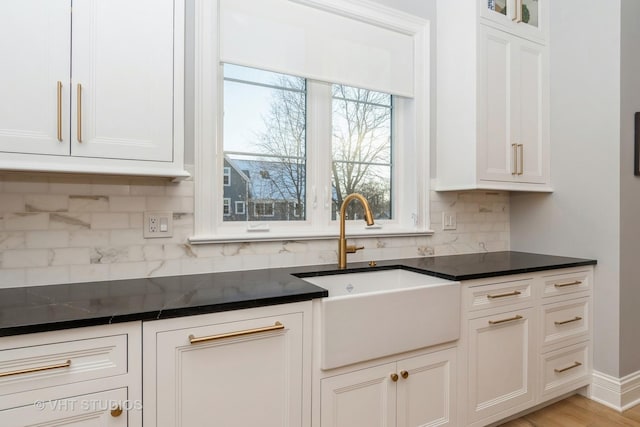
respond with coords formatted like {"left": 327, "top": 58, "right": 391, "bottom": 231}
{"left": 144, "top": 211, "right": 173, "bottom": 238}
{"left": 442, "top": 212, "right": 457, "bottom": 230}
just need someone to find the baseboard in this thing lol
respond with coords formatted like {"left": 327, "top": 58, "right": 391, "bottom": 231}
{"left": 590, "top": 370, "right": 640, "bottom": 411}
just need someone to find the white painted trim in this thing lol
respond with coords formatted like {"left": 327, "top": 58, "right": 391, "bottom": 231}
{"left": 590, "top": 369, "right": 640, "bottom": 411}
{"left": 192, "top": 0, "right": 431, "bottom": 243}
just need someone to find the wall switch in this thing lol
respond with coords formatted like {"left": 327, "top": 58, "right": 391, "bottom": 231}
{"left": 144, "top": 211, "right": 173, "bottom": 238}
{"left": 442, "top": 212, "right": 457, "bottom": 230}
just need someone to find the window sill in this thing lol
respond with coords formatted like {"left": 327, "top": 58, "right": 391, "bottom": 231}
{"left": 188, "top": 228, "right": 434, "bottom": 244}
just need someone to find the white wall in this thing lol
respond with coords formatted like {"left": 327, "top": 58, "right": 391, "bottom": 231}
{"left": 511, "top": 0, "right": 622, "bottom": 376}
{"left": 619, "top": 0, "right": 640, "bottom": 377}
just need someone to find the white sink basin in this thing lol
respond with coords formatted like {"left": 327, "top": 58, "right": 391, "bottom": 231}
{"left": 300, "top": 268, "right": 461, "bottom": 370}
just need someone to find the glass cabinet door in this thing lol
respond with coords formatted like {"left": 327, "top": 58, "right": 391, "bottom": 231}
{"left": 520, "top": 0, "right": 539, "bottom": 29}
{"left": 487, "top": 0, "right": 508, "bottom": 17}
{"left": 481, "top": 0, "right": 545, "bottom": 43}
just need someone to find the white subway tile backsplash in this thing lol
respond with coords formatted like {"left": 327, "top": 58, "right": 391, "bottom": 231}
{"left": 109, "top": 196, "right": 146, "bottom": 212}
{"left": 26, "top": 230, "right": 69, "bottom": 248}
{"left": 25, "top": 195, "right": 69, "bottom": 213}
{"left": 3, "top": 249, "right": 50, "bottom": 268}
{"left": 0, "top": 194, "right": 25, "bottom": 213}
{"left": 4, "top": 213, "right": 49, "bottom": 231}
{"left": 0, "top": 173, "right": 510, "bottom": 288}
{"left": 26, "top": 266, "right": 70, "bottom": 286}
{"left": 91, "top": 213, "right": 130, "bottom": 230}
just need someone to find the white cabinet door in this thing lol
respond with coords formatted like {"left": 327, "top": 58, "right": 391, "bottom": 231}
{"left": 153, "top": 312, "right": 304, "bottom": 427}
{"left": 71, "top": 0, "right": 175, "bottom": 161}
{"left": 467, "top": 307, "right": 535, "bottom": 424}
{"left": 321, "top": 362, "right": 396, "bottom": 427}
{"left": 478, "top": 26, "right": 548, "bottom": 185}
{"left": 0, "top": 1, "right": 70, "bottom": 156}
{"left": 0, "top": 388, "right": 128, "bottom": 427}
{"left": 396, "top": 349, "right": 457, "bottom": 427}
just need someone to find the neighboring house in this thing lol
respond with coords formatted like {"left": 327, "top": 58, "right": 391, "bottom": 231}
{"left": 223, "top": 156, "right": 305, "bottom": 221}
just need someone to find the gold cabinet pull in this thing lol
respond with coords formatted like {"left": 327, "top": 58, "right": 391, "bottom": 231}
{"left": 189, "top": 321, "right": 284, "bottom": 344}
{"left": 400, "top": 370, "right": 409, "bottom": 379}
{"left": 554, "top": 280, "right": 582, "bottom": 288}
{"left": 488, "top": 314, "right": 523, "bottom": 325}
{"left": 110, "top": 406, "right": 123, "bottom": 417}
{"left": 487, "top": 290, "right": 522, "bottom": 299}
{"left": 517, "top": 144, "right": 524, "bottom": 175}
{"left": 555, "top": 316, "right": 583, "bottom": 326}
{"left": 554, "top": 361, "right": 582, "bottom": 373}
{"left": 390, "top": 373, "right": 399, "bottom": 382}
{"left": 77, "top": 83, "right": 83, "bottom": 143}
{"left": 511, "top": 143, "right": 518, "bottom": 175}
{"left": 0, "top": 360, "right": 71, "bottom": 378}
{"left": 57, "top": 81, "right": 63, "bottom": 142}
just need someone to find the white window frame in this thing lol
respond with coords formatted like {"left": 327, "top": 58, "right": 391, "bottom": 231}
{"left": 191, "top": 0, "right": 432, "bottom": 244}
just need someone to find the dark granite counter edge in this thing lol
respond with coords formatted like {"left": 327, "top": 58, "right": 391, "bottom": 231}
{"left": 0, "top": 290, "right": 327, "bottom": 337}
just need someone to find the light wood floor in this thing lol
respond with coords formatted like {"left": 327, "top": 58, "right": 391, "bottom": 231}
{"left": 499, "top": 395, "right": 640, "bottom": 426}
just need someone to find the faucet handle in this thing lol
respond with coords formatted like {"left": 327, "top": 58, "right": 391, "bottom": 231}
{"left": 346, "top": 245, "right": 365, "bottom": 254}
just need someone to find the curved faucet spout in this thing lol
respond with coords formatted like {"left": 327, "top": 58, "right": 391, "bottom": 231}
{"left": 338, "top": 193, "right": 375, "bottom": 269}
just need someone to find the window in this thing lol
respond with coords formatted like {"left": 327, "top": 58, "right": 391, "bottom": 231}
{"left": 254, "top": 201, "right": 275, "bottom": 217}
{"left": 223, "top": 167, "right": 231, "bottom": 186}
{"left": 332, "top": 85, "right": 392, "bottom": 221}
{"left": 191, "top": 0, "right": 430, "bottom": 243}
{"left": 235, "top": 201, "right": 246, "bottom": 215}
{"left": 223, "top": 65, "right": 306, "bottom": 223}
{"left": 223, "top": 198, "right": 231, "bottom": 216}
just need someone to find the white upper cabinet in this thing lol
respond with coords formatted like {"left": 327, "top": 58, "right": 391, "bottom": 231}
{"left": 480, "top": 0, "right": 547, "bottom": 43}
{"left": 436, "top": 1, "right": 550, "bottom": 192}
{"left": 0, "top": 1, "right": 70, "bottom": 156}
{"left": 0, "top": 0, "right": 187, "bottom": 179}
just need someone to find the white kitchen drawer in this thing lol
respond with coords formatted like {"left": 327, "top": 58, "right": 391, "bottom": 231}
{"left": 540, "top": 297, "right": 589, "bottom": 349}
{"left": 465, "top": 278, "right": 534, "bottom": 314}
{"left": 541, "top": 270, "right": 591, "bottom": 299}
{"left": 0, "top": 334, "right": 127, "bottom": 397}
{"left": 540, "top": 341, "right": 590, "bottom": 400}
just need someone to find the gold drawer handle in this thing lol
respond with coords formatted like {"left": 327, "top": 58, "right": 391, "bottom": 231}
{"left": 390, "top": 373, "right": 399, "bottom": 382}
{"left": 487, "top": 290, "right": 522, "bottom": 299}
{"left": 57, "top": 81, "right": 63, "bottom": 142}
{"left": 77, "top": 83, "right": 83, "bottom": 143}
{"left": 554, "top": 361, "right": 582, "bottom": 373}
{"left": 555, "top": 316, "right": 583, "bottom": 326}
{"left": 554, "top": 280, "right": 582, "bottom": 288}
{"left": 110, "top": 406, "right": 123, "bottom": 417}
{"left": 511, "top": 143, "right": 518, "bottom": 175}
{"left": 488, "top": 315, "right": 523, "bottom": 325}
{"left": 0, "top": 360, "right": 71, "bottom": 378}
{"left": 400, "top": 370, "right": 409, "bottom": 379}
{"left": 189, "top": 321, "right": 284, "bottom": 344}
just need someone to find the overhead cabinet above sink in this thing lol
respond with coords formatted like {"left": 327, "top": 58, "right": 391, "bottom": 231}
{"left": 0, "top": 0, "right": 187, "bottom": 180}
{"left": 435, "top": 1, "right": 550, "bottom": 192}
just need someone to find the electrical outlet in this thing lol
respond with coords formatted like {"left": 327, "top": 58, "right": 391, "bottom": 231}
{"left": 442, "top": 212, "right": 457, "bottom": 230}
{"left": 144, "top": 211, "right": 173, "bottom": 238}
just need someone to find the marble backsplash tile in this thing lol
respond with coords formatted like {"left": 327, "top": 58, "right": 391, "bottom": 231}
{"left": 0, "top": 172, "right": 510, "bottom": 288}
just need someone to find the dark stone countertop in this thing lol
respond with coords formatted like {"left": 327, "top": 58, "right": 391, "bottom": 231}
{"left": 0, "top": 251, "right": 596, "bottom": 337}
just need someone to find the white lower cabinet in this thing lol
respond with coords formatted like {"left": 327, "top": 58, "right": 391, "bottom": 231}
{"left": 459, "top": 267, "right": 593, "bottom": 426}
{"left": 467, "top": 307, "right": 536, "bottom": 424}
{"left": 320, "top": 348, "right": 457, "bottom": 427}
{"left": 0, "top": 322, "right": 142, "bottom": 427}
{"left": 143, "top": 302, "right": 312, "bottom": 427}
{"left": 0, "top": 388, "right": 128, "bottom": 427}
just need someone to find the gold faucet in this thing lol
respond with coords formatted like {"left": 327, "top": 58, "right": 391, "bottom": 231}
{"left": 338, "top": 193, "right": 375, "bottom": 269}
